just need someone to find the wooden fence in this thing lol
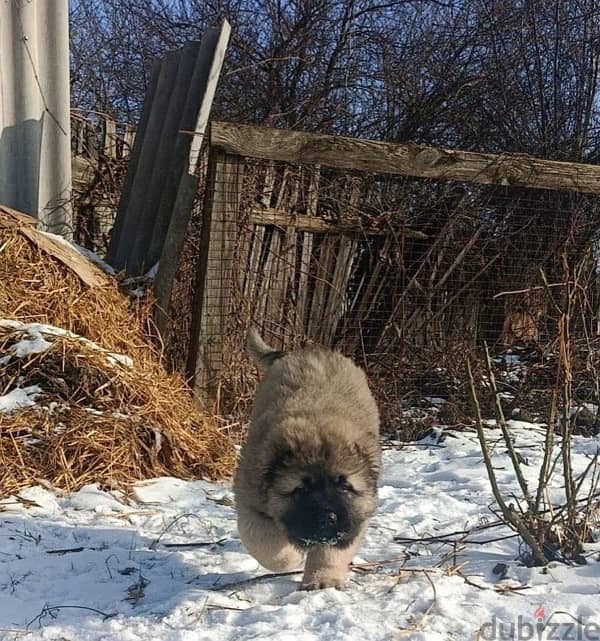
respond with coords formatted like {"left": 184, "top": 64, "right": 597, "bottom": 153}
{"left": 99, "top": 83, "right": 600, "bottom": 415}
{"left": 173, "top": 122, "right": 600, "bottom": 410}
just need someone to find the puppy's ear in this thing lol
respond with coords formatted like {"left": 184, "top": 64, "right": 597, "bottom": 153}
{"left": 248, "top": 327, "right": 285, "bottom": 370}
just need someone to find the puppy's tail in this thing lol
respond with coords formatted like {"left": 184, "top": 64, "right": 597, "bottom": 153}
{"left": 247, "top": 327, "right": 285, "bottom": 370}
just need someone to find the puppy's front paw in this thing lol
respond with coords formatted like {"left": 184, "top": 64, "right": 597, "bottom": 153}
{"left": 300, "top": 573, "right": 347, "bottom": 591}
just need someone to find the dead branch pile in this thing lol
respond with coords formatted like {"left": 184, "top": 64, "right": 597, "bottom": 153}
{"left": 0, "top": 209, "right": 235, "bottom": 496}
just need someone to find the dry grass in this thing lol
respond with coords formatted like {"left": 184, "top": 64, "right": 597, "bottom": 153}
{"left": 0, "top": 224, "right": 236, "bottom": 496}
{"left": 0, "top": 224, "right": 151, "bottom": 356}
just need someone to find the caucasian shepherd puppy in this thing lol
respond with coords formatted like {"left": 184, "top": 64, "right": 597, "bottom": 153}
{"left": 234, "top": 329, "right": 380, "bottom": 590}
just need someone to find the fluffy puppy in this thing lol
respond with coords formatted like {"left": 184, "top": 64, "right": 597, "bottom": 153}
{"left": 234, "top": 329, "right": 380, "bottom": 590}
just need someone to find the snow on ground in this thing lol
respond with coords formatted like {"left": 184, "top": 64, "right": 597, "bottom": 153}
{"left": 1, "top": 425, "right": 599, "bottom": 641}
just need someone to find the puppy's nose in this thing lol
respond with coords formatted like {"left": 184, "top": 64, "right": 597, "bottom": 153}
{"left": 326, "top": 511, "right": 338, "bottom": 525}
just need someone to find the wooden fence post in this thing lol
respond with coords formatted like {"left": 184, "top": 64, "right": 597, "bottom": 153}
{"left": 187, "top": 151, "right": 243, "bottom": 404}
{"left": 103, "top": 118, "right": 117, "bottom": 158}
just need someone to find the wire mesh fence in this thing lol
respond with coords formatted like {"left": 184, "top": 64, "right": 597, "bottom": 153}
{"left": 179, "top": 148, "right": 600, "bottom": 432}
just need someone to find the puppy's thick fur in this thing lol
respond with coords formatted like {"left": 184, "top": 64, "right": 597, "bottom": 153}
{"left": 234, "top": 329, "right": 380, "bottom": 590}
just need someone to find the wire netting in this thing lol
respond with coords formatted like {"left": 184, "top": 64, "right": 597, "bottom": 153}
{"left": 186, "top": 151, "right": 600, "bottom": 433}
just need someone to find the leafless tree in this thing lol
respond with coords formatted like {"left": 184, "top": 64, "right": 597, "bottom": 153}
{"left": 70, "top": 0, "right": 600, "bottom": 159}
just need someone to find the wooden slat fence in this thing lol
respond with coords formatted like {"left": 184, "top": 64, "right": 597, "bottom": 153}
{"left": 181, "top": 122, "right": 600, "bottom": 407}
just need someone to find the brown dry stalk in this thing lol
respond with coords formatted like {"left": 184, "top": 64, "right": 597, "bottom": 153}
{"left": 534, "top": 389, "right": 556, "bottom": 513}
{"left": 466, "top": 358, "right": 547, "bottom": 565}
{"left": 0, "top": 228, "right": 236, "bottom": 496}
{"left": 482, "top": 341, "right": 533, "bottom": 508}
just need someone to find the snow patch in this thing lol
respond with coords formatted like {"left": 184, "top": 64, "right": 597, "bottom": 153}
{"left": 0, "top": 426, "right": 599, "bottom": 640}
{"left": 0, "top": 384, "right": 42, "bottom": 413}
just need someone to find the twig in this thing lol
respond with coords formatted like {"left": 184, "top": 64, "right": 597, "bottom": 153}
{"left": 395, "top": 533, "right": 517, "bottom": 546}
{"left": 456, "top": 571, "right": 488, "bottom": 591}
{"left": 418, "top": 569, "right": 437, "bottom": 623}
{"left": 210, "top": 570, "right": 303, "bottom": 591}
{"left": 350, "top": 556, "right": 410, "bottom": 571}
{"left": 46, "top": 546, "right": 85, "bottom": 555}
{"left": 545, "top": 610, "right": 586, "bottom": 626}
{"left": 394, "top": 520, "right": 504, "bottom": 543}
{"left": 105, "top": 554, "right": 119, "bottom": 580}
{"left": 26, "top": 604, "right": 116, "bottom": 629}
{"left": 535, "top": 389, "right": 557, "bottom": 512}
{"left": 149, "top": 513, "right": 204, "bottom": 550}
{"left": 493, "top": 282, "right": 568, "bottom": 299}
{"left": 205, "top": 603, "right": 247, "bottom": 612}
{"left": 483, "top": 341, "right": 533, "bottom": 508}
{"left": 163, "top": 538, "right": 227, "bottom": 549}
{"left": 394, "top": 569, "right": 437, "bottom": 632}
{"left": 466, "top": 358, "right": 547, "bottom": 565}
{"left": 493, "top": 583, "right": 531, "bottom": 593}
{"left": 456, "top": 570, "right": 530, "bottom": 593}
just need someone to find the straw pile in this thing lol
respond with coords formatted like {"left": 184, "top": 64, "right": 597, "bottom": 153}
{"left": 0, "top": 207, "right": 236, "bottom": 496}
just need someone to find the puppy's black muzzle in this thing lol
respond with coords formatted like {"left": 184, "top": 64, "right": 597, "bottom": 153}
{"left": 282, "top": 477, "right": 359, "bottom": 548}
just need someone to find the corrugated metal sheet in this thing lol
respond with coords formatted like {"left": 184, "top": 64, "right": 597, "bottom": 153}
{"left": 0, "top": 0, "right": 72, "bottom": 237}
{"left": 108, "top": 21, "right": 230, "bottom": 277}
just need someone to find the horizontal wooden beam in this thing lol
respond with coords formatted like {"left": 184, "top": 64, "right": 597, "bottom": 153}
{"left": 211, "top": 121, "right": 600, "bottom": 194}
{"left": 249, "top": 207, "right": 427, "bottom": 238}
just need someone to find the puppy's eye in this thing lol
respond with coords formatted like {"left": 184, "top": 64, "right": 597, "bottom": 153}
{"left": 285, "top": 484, "right": 304, "bottom": 498}
{"left": 336, "top": 476, "right": 354, "bottom": 492}
{"left": 288, "top": 477, "right": 312, "bottom": 497}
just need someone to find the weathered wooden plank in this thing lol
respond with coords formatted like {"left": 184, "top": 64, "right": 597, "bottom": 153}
{"left": 73, "top": 118, "right": 85, "bottom": 156}
{"left": 123, "top": 127, "right": 135, "bottom": 155}
{"left": 355, "top": 236, "right": 393, "bottom": 327}
{"left": 306, "top": 236, "right": 335, "bottom": 341}
{"left": 235, "top": 214, "right": 253, "bottom": 296}
{"left": 0, "top": 207, "right": 111, "bottom": 288}
{"left": 268, "top": 227, "right": 297, "bottom": 346}
{"left": 153, "top": 22, "right": 231, "bottom": 332}
{"left": 263, "top": 229, "right": 284, "bottom": 338}
{"left": 280, "top": 227, "right": 297, "bottom": 346}
{"left": 103, "top": 119, "right": 117, "bottom": 158}
{"left": 294, "top": 231, "right": 313, "bottom": 336}
{"left": 244, "top": 226, "right": 266, "bottom": 300}
{"left": 249, "top": 206, "right": 427, "bottom": 238}
{"left": 307, "top": 166, "right": 320, "bottom": 216}
{"left": 287, "top": 169, "right": 301, "bottom": 211}
{"left": 254, "top": 230, "right": 277, "bottom": 327}
{"left": 71, "top": 155, "right": 95, "bottom": 186}
{"left": 322, "top": 236, "right": 356, "bottom": 345}
{"left": 261, "top": 162, "right": 275, "bottom": 206}
{"left": 211, "top": 121, "right": 600, "bottom": 194}
{"left": 274, "top": 166, "right": 302, "bottom": 212}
